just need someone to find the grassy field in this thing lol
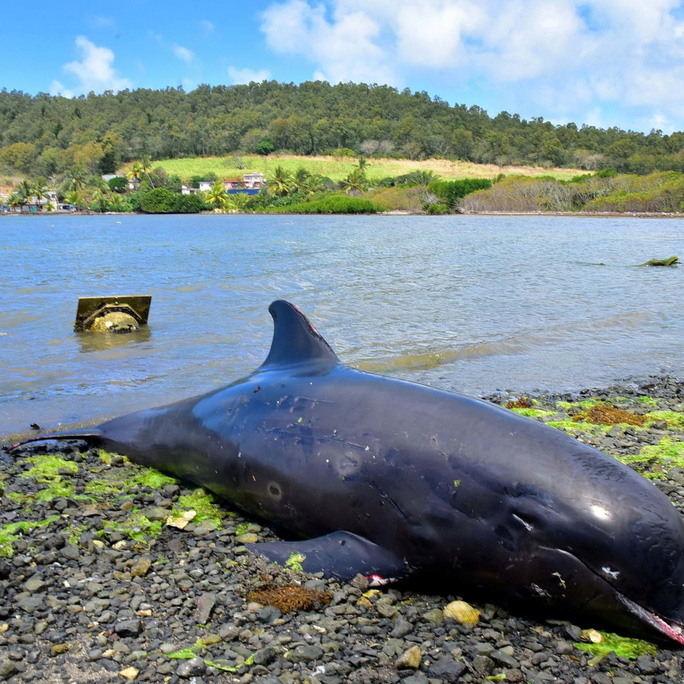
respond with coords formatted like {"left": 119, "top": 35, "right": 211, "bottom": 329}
{"left": 144, "top": 154, "right": 584, "bottom": 183}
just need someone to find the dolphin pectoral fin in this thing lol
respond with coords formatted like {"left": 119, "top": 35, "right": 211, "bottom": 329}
{"left": 245, "top": 531, "right": 408, "bottom": 583}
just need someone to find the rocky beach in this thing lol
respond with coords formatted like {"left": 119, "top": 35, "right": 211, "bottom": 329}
{"left": 1, "top": 375, "right": 683, "bottom": 684}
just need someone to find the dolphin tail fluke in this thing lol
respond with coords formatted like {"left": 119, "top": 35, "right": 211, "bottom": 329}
{"left": 246, "top": 530, "right": 408, "bottom": 585}
{"left": 9, "top": 430, "right": 104, "bottom": 452}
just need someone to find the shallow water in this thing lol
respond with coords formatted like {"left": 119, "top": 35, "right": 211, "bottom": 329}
{"left": 1, "top": 213, "right": 682, "bottom": 438}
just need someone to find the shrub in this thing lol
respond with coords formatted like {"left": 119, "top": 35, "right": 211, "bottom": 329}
{"left": 428, "top": 178, "right": 493, "bottom": 207}
{"left": 265, "top": 195, "right": 383, "bottom": 214}
{"left": 256, "top": 137, "right": 276, "bottom": 155}
{"left": 139, "top": 187, "right": 176, "bottom": 213}
{"left": 330, "top": 147, "right": 356, "bottom": 158}
{"left": 174, "top": 194, "right": 207, "bottom": 213}
{"left": 108, "top": 176, "right": 128, "bottom": 193}
{"left": 374, "top": 170, "right": 438, "bottom": 188}
{"left": 426, "top": 203, "right": 450, "bottom": 214}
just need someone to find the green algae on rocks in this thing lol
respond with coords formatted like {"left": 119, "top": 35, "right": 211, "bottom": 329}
{"left": 0, "top": 515, "right": 61, "bottom": 557}
{"left": 171, "top": 489, "right": 227, "bottom": 529}
{"left": 574, "top": 632, "right": 657, "bottom": 660}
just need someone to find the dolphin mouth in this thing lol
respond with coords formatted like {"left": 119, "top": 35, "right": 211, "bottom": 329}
{"left": 618, "top": 594, "right": 684, "bottom": 646}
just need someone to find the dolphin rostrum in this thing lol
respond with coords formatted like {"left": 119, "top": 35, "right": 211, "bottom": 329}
{"left": 11, "top": 300, "right": 684, "bottom": 644}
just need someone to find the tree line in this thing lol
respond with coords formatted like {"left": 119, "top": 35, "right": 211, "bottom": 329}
{"left": 2, "top": 81, "right": 684, "bottom": 181}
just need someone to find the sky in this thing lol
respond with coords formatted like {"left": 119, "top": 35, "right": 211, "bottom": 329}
{"left": 3, "top": 0, "right": 684, "bottom": 134}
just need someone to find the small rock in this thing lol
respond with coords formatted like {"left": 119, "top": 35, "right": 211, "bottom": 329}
{"left": 427, "top": 656, "right": 467, "bottom": 682}
{"left": 257, "top": 605, "right": 281, "bottom": 624}
{"left": 0, "top": 660, "right": 19, "bottom": 680}
{"left": 402, "top": 674, "right": 429, "bottom": 684}
{"left": 193, "top": 519, "right": 218, "bottom": 536}
{"left": 636, "top": 654, "right": 658, "bottom": 674}
{"left": 472, "top": 654, "right": 495, "bottom": 675}
{"left": 144, "top": 507, "right": 170, "bottom": 521}
{"left": 60, "top": 544, "right": 80, "bottom": 560}
{"left": 115, "top": 619, "right": 142, "bottom": 637}
{"left": 119, "top": 666, "right": 139, "bottom": 680}
{"left": 491, "top": 648, "right": 519, "bottom": 669}
{"left": 195, "top": 592, "right": 217, "bottom": 623}
{"left": 396, "top": 645, "right": 421, "bottom": 670}
{"left": 50, "top": 644, "right": 69, "bottom": 656}
{"left": 176, "top": 656, "right": 206, "bottom": 678}
{"left": 130, "top": 557, "right": 152, "bottom": 577}
{"left": 253, "top": 645, "right": 278, "bottom": 666}
{"left": 24, "top": 577, "right": 47, "bottom": 593}
{"left": 288, "top": 644, "right": 323, "bottom": 663}
{"left": 236, "top": 533, "right": 259, "bottom": 544}
{"left": 422, "top": 608, "right": 444, "bottom": 624}
{"left": 444, "top": 600, "right": 480, "bottom": 626}
{"left": 376, "top": 603, "right": 397, "bottom": 619}
{"left": 390, "top": 617, "right": 413, "bottom": 638}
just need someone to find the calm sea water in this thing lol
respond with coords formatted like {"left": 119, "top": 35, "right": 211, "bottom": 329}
{"left": 1, "top": 213, "right": 682, "bottom": 439}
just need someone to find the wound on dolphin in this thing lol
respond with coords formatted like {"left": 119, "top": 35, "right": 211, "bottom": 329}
{"left": 11, "top": 300, "right": 684, "bottom": 645}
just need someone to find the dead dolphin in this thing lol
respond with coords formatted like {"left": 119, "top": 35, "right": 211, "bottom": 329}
{"left": 12, "top": 300, "right": 684, "bottom": 644}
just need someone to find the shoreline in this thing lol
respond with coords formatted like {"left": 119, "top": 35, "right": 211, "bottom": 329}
{"left": 1, "top": 374, "right": 683, "bottom": 682}
{"left": 3, "top": 209, "right": 684, "bottom": 219}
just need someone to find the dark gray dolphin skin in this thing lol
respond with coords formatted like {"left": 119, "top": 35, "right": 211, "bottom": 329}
{"left": 11, "top": 301, "right": 684, "bottom": 644}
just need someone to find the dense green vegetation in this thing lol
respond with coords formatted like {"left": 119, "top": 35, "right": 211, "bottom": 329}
{"left": 3, "top": 80, "right": 684, "bottom": 215}
{"left": 2, "top": 81, "right": 684, "bottom": 181}
{"left": 428, "top": 178, "right": 493, "bottom": 208}
{"left": 264, "top": 195, "right": 383, "bottom": 214}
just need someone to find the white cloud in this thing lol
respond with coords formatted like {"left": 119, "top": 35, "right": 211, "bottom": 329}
{"left": 261, "top": 0, "right": 398, "bottom": 85}
{"left": 49, "top": 80, "right": 74, "bottom": 98}
{"left": 584, "top": 107, "right": 605, "bottom": 128}
{"left": 60, "top": 36, "right": 131, "bottom": 94}
{"left": 392, "top": 1, "right": 486, "bottom": 67}
{"left": 228, "top": 66, "right": 272, "bottom": 84}
{"left": 201, "top": 20, "right": 215, "bottom": 33}
{"left": 259, "top": 0, "right": 684, "bottom": 130}
{"left": 172, "top": 43, "right": 195, "bottom": 63}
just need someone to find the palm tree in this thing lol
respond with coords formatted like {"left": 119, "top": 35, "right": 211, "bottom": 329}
{"left": 302, "top": 173, "right": 325, "bottom": 195}
{"left": 268, "top": 166, "right": 293, "bottom": 197}
{"left": 292, "top": 167, "right": 311, "bottom": 194}
{"left": 341, "top": 167, "right": 369, "bottom": 195}
{"left": 107, "top": 193, "right": 127, "bottom": 212}
{"left": 127, "top": 161, "right": 144, "bottom": 185}
{"left": 230, "top": 192, "right": 250, "bottom": 212}
{"left": 65, "top": 190, "right": 87, "bottom": 211}
{"left": 88, "top": 179, "right": 111, "bottom": 212}
{"left": 17, "top": 180, "right": 34, "bottom": 205}
{"left": 140, "top": 154, "right": 155, "bottom": 188}
{"left": 7, "top": 193, "right": 24, "bottom": 212}
{"left": 206, "top": 180, "right": 230, "bottom": 211}
{"left": 64, "top": 166, "right": 87, "bottom": 194}
{"left": 33, "top": 177, "right": 49, "bottom": 210}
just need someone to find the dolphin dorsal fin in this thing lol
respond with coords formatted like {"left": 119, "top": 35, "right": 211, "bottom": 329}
{"left": 260, "top": 300, "right": 339, "bottom": 370}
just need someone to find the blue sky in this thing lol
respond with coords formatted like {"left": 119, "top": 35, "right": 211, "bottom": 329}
{"left": 3, "top": 0, "right": 684, "bottom": 134}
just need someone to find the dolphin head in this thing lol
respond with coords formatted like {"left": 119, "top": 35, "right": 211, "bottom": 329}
{"left": 499, "top": 466, "right": 684, "bottom": 644}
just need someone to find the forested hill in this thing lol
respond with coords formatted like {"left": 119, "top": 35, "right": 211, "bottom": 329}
{"left": 1, "top": 80, "right": 683, "bottom": 178}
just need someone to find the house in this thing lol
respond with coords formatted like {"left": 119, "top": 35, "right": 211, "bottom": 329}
{"left": 243, "top": 173, "right": 265, "bottom": 189}
{"left": 181, "top": 174, "right": 267, "bottom": 197}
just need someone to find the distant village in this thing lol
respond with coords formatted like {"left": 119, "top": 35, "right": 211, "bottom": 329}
{"left": 1, "top": 172, "right": 266, "bottom": 213}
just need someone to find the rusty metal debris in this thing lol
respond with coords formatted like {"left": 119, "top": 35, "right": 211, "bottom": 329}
{"left": 74, "top": 295, "right": 152, "bottom": 333}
